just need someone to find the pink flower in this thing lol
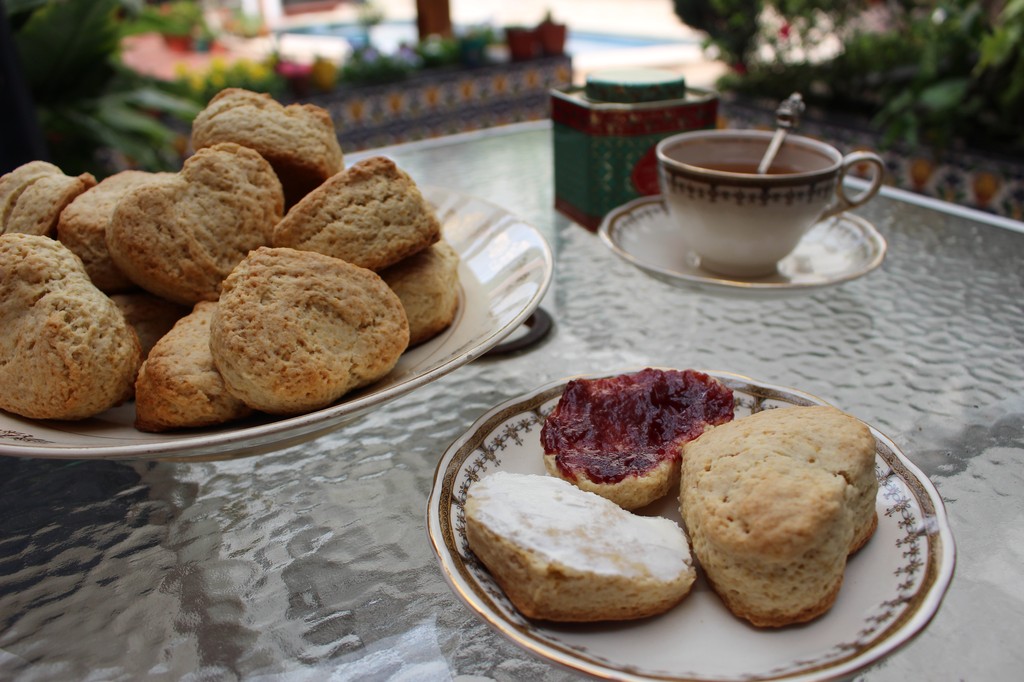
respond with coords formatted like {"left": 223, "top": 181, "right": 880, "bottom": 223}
{"left": 276, "top": 61, "right": 312, "bottom": 78}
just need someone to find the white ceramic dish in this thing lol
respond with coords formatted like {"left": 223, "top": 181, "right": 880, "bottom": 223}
{"left": 599, "top": 196, "right": 886, "bottom": 292}
{"left": 427, "top": 369, "right": 956, "bottom": 682}
{"left": 0, "top": 186, "right": 553, "bottom": 461}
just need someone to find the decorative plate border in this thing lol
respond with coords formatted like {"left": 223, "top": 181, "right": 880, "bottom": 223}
{"left": 427, "top": 369, "right": 955, "bottom": 682}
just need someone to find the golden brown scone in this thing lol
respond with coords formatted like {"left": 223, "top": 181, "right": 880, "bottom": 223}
{"left": 272, "top": 156, "right": 441, "bottom": 271}
{"left": 191, "top": 87, "right": 343, "bottom": 207}
{"left": 679, "top": 405, "right": 879, "bottom": 628}
{"left": 465, "top": 472, "right": 697, "bottom": 622}
{"left": 134, "top": 301, "right": 253, "bottom": 432}
{"left": 210, "top": 246, "right": 409, "bottom": 415}
{"left": 0, "top": 233, "right": 141, "bottom": 420}
{"left": 379, "top": 241, "right": 460, "bottom": 346}
{"left": 1, "top": 161, "right": 96, "bottom": 236}
{"left": 109, "top": 292, "right": 190, "bottom": 359}
{"left": 106, "top": 142, "right": 283, "bottom": 304}
{"left": 58, "top": 170, "right": 174, "bottom": 293}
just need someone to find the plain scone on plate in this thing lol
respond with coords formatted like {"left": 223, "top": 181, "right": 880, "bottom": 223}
{"left": 379, "top": 240, "right": 460, "bottom": 346}
{"left": 57, "top": 169, "right": 175, "bottom": 293}
{"left": 135, "top": 301, "right": 253, "bottom": 432}
{"left": 0, "top": 234, "right": 141, "bottom": 420}
{"left": 190, "top": 88, "right": 344, "bottom": 208}
{"left": 106, "top": 142, "right": 283, "bottom": 305}
{"left": 272, "top": 156, "right": 440, "bottom": 272}
{"left": 109, "top": 292, "right": 190, "bottom": 360}
{"left": 0, "top": 160, "right": 96, "bottom": 237}
{"left": 679, "top": 405, "right": 879, "bottom": 627}
{"left": 210, "top": 246, "right": 409, "bottom": 415}
{"left": 465, "top": 471, "right": 697, "bottom": 622}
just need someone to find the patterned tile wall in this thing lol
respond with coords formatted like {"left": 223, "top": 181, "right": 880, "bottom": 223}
{"left": 303, "top": 56, "right": 573, "bottom": 151}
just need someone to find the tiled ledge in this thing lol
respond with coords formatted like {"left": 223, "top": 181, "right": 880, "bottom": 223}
{"left": 299, "top": 55, "right": 573, "bottom": 151}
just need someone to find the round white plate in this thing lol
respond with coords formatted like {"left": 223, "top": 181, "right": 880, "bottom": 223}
{"left": 0, "top": 186, "right": 553, "bottom": 460}
{"left": 427, "top": 369, "right": 955, "bottom": 682}
{"left": 599, "top": 196, "right": 887, "bottom": 292}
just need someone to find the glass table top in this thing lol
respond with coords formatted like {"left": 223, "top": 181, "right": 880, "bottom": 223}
{"left": 1, "top": 122, "right": 1021, "bottom": 681}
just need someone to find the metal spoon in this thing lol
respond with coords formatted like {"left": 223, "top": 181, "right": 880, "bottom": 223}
{"left": 757, "top": 92, "right": 805, "bottom": 174}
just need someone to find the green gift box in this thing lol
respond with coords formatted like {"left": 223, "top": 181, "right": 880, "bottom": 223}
{"left": 552, "top": 69, "right": 718, "bottom": 230}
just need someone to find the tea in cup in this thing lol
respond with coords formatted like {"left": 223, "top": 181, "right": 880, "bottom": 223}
{"left": 656, "top": 129, "right": 885, "bottom": 277}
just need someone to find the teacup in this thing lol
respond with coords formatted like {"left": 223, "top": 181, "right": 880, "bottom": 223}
{"left": 656, "top": 129, "right": 885, "bottom": 277}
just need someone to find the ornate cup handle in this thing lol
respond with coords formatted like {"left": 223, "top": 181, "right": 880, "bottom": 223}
{"left": 820, "top": 151, "right": 886, "bottom": 221}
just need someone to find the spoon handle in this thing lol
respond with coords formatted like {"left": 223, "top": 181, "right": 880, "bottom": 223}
{"left": 757, "top": 128, "right": 788, "bottom": 174}
{"left": 757, "top": 93, "right": 805, "bottom": 174}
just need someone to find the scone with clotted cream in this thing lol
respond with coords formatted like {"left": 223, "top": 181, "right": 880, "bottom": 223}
{"left": 465, "top": 471, "right": 696, "bottom": 622}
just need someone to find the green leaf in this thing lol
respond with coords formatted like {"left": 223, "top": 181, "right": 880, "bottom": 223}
{"left": 95, "top": 100, "right": 175, "bottom": 141}
{"left": 121, "top": 86, "right": 202, "bottom": 120}
{"left": 4, "top": 0, "right": 51, "bottom": 17}
{"left": 13, "top": 0, "right": 123, "bottom": 105}
{"left": 60, "top": 103, "right": 179, "bottom": 171}
{"left": 917, "top": 78, "right": 970, "bottom": 112}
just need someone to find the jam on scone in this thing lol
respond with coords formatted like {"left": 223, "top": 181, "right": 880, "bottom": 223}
{"left": 541, "top": 368, "right": 734, "bottom": 509}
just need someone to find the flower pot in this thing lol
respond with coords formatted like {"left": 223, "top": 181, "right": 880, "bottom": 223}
{"left": 505, "top": 27, "right": 540, "bottom": 62}
{"left": 537, "top": 21, "right": 567, "bottom": 56}
{"left": 276, "top": 62, "right": 314, "bottom": 99}
{"left": 162, "top": 34, "right": 193, "bottom": 52}
{"left": 459, "top": 35, "right": 489, "bottom": 68}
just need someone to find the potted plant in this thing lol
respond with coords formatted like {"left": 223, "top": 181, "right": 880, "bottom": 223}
{"left": 9, "top": 0, "right": 201, "bottom": 175}
{"left": 457, "top": 26, "right": 494, "bottom": 68}
{"left": 275, "top": 59, "right": 314, "bottom": 98}
{"left": 536, "top": 11, "right": 567, "bottom": 57}
{"left": 505, "top": 25, "right": 540, "bottom": 62}
{"left": 131, "top": 1, "right": 213, "bottom": 53}
{"left": 416, "top": 35, "right": 460, "bottom": 69}
{"left": 340, "top": 44, "right": 421, "bottom": 87}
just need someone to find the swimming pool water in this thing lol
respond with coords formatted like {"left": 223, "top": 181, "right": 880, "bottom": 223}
{"left": 281, "top": 20, "right": 694, "bottom": 56}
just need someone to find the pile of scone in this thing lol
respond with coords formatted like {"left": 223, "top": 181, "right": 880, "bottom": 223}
{"left": 464, "top": 369, "right": 879, "bottom": 628}
{"left": 0, "top": 88, "right": 459, "bottom": 431}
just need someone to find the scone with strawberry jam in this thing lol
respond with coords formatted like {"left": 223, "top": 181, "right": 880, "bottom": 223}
{"left": 540, "top": 368, "right": 734, "bottom": 509}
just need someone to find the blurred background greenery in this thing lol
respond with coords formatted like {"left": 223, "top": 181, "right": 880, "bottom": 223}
{"left": 5, "top": 0, "right": 1022, "bottom": 177}
{"left": 4, "top": 0, "right": 202, "bottom": 175}
{"left": 673, "top": 0, "right": 1024, "bottom": 155}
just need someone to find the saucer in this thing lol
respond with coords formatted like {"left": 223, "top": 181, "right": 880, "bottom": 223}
{"left": 598, "top": 196, "right": 887, "bottom": 292}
